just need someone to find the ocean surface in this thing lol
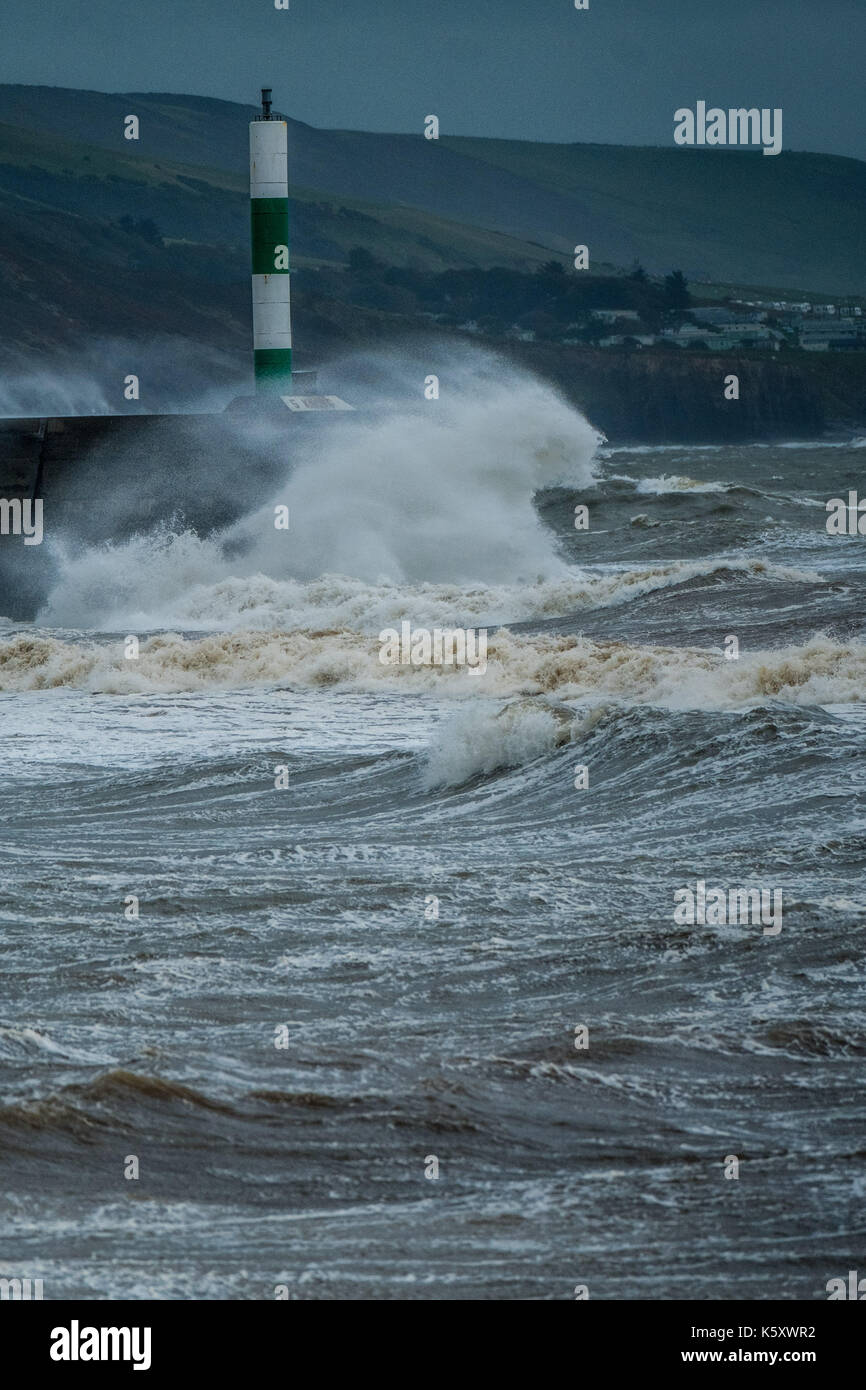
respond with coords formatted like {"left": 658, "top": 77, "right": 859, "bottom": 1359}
{"left": 1, "top": 365, "right": 864, "bottom": 1300}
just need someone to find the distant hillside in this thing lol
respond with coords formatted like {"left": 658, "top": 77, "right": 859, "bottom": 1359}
{"left": 0, "top": 85, "right": 864, "bottom": 294}
{"left": 442, "top": 137, "right": 866, "bottom": 296}
{"left": 0, "top": 85, "right": 864, "bottom": 440}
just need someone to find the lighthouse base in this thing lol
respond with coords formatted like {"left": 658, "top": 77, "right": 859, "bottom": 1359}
{"left": 225, "top": 394, "right": 354, "bottom": 415}
{"left": 226, "top": 368, "right": 354, "bottom": 414}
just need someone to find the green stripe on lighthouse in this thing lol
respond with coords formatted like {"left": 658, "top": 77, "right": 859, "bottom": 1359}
{"left": 254, "top": 348, "right": 293, "bottom": 387}
{"left": 251, "top": 200, "right": 290, "bottom": 276}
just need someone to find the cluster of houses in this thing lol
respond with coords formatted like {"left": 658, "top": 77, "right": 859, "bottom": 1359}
{"left": 588, "top": 302, "right": 866, "bottom": 352}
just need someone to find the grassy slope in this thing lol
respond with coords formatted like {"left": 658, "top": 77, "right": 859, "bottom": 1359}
{"left": 442, "top": 137, "right": 866, "bottom": 295}
{"left": 1, "top": 86, "right": 864, "bottom": 293}
{"left": 0, "top": 121, "right": 559, "bottom": 272}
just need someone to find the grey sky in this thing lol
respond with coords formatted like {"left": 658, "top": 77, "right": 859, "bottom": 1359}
{"left": 1, "top": 0, "right": 863, "bottom": 156}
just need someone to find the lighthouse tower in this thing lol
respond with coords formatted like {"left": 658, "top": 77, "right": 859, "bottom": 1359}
{"left": 250, "top": 88, "right": 292, "bottom": 395}
{"left": 231, "top": 90, "right": 351, "bottom": 414}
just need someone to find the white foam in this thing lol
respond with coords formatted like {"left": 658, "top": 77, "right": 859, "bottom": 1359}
{"left": 2, "top": 628, "right": 862, "bottom": 709}
{"left": 633, "top": 474, "right": 730, "bottom": 495}
{"left": 422, "top": 701, "right": 564, "bottom": 788}
{"left": 38, "top": 358, "right": 602, "bottom": 631}
{"left": 36, "top": 546, "right": 819, "bottom": 637}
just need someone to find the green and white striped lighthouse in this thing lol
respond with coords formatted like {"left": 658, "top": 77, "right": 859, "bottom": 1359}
{"left": 250, "top": 88, "right": 292, "bottom": 395}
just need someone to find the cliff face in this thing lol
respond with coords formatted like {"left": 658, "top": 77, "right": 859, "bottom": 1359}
{"left": 291, "top": 307, "right": 864, "bottom": 444}
{"left": 505, "top": 344, "right": 865, "bottom": 443}
{"left": 295, "top": 309, "right": 864, "bottom": 444}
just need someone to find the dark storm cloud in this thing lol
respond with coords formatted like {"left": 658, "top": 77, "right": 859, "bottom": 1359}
{"left": 1, "top": 0, "right": 863, "bottom": 156}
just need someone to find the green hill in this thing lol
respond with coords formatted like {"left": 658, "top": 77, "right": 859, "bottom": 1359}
{"left": 444, "top": 136, "right": 866, "bottom": 296}
{"left": 0, "top": 83, "right": 864, "bottom": 411}
{"left": 0, "top": 85, "right": 864, "bottom": 292}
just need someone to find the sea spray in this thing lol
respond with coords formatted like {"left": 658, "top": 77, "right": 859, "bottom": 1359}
{"left": 35, "top": 546, "right": 814, "bottom": 637}
{"left": 423, "top": 699, "right": 577, "bottom": 788}
{"left": 0, "top": 337, "right": 243, "bottom": 419}
{"left": 36, "top": 349, "right": 601, "bottom": 629}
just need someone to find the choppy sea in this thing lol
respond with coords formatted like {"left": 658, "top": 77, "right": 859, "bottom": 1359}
{"left": 1, "top": 363, "right": 864, "bottom": 1299}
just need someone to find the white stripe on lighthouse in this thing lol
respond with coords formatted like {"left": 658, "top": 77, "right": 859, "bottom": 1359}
{"left": 252, "top": 274, "right": 292, "bottom": 350}
{"left": 250, "top": 121, "right": 289, "bottom": 198}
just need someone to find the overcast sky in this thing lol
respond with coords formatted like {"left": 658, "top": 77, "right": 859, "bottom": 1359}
{"left": 1, "top": 0, "right": 863, "bottom": 156}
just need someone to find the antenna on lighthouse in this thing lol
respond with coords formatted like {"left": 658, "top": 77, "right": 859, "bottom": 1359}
{"left": 260, "top": 87, "right": 272, "bottom": 120}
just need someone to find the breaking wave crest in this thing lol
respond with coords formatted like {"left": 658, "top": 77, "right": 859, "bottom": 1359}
{"left": 31, "top": 551, "right": 818, "bottom": 634}
{"left": 1, "top": 628, "right": 863, "bottom": 707}
{"left": 36, "top": 363, "right": 604, "bottom": 630}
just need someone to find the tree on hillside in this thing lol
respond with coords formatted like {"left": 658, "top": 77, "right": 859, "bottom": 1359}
{"left": 663, "top": 269, "right": 691, "bottom": 317}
